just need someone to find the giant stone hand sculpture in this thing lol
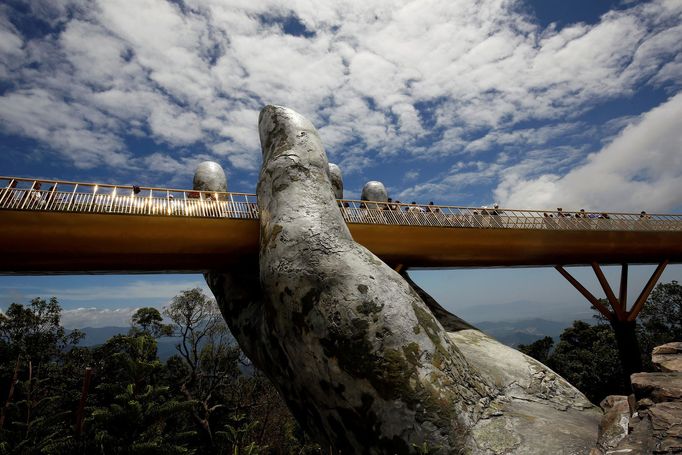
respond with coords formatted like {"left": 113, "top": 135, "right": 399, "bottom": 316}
{"left": 205, "top": 106, "right": 601, "bottom": 454}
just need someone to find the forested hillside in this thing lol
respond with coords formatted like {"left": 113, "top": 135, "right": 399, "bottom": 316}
{"left": 0, "top": 289, "right": 321, "bottom": 454}
{"left": 519, "top": 280, "right": 682, "bottom": 404}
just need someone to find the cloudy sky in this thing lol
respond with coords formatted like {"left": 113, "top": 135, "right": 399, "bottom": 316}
{"left": 1, "top": 0, "right": 681, "bottom": 327}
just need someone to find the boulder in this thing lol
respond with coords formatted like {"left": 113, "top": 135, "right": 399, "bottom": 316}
{"left": 605, "top": 344, "right": 682, "bottom": 453}
{"left": 596, "top": 395, "right": 631, "bottom": 451}
{"left": 653, "top": 342, "right": 682, "bottom": 373}
{"left": 607, "top": 416, "right": 655, "bottom": 454}
{"left": 631, "top": 373, "right": 682, "bottom": 403}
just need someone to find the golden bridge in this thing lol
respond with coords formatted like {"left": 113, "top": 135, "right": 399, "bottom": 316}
{"left": 2, "top": 176, "right": 681, "bottom": 322}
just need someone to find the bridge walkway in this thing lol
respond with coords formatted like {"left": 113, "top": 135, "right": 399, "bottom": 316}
{"left": 1, "top": 176, "right": 680, "bottom": 274}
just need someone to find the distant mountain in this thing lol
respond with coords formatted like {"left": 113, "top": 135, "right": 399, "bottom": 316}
{"left": 475, "top": 318, "right": 571, "bottom": 347}
{"left": 71, "top": 326, "right": 231, "bottom": 361}
{"left": 453, "top": 300, "right": 593, "bottom": 327}
{"left": 74, "top": 326, "right": 129, "bottom": 346}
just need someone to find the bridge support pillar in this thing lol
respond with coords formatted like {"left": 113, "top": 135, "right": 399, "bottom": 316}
{"left": 555, "top": 260, "right": 669, "bottom": 387}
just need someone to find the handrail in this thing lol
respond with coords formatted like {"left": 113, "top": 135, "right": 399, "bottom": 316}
{"left": 0, "top": 175, "right": 246, "bottom": 195}
{"left": 1, "top": 176, "right": 681, "bottom": 232}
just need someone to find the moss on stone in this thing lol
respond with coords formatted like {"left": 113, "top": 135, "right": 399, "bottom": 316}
{"left": 412, "top": 302, "right": 452, "bottom": 366}
{"left": 403, "top": 342, "right": 422, "bottom": 367}
{"left": 356, "top": 299, "right": 384, "bottom": 321}
{"left": 472, "top": 417, "right": 522, "bottom": 454}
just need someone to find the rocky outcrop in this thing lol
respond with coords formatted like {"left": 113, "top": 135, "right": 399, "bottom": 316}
{"left": 593, "top": 343, "right": 682, "bottom": 454}
{"left": 594, "top": 395, "right": 632, "bottom": 452}
{"left": 654, "top": 343, "right": 682, "bottom": 373}
{"left": 204, "top": 105, "right": 601, "bottom": 453}
{"left": 632, "top": 373, "right": 682, "bottom": 404}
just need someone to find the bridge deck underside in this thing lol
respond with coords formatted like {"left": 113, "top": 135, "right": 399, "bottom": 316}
{"left": 1, "top": 210, "right": 680, "bottom": 274}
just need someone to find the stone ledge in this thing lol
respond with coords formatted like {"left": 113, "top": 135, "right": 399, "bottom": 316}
{"left": 653, "top": 342, "right": 682, "bottom": 373}
{"left": 631, "top": 373, "right": 682, "bottom": 404}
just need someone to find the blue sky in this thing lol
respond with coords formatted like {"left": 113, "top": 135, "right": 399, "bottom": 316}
{"left": 0, "top": 0, "right": 681, "bottom": 327}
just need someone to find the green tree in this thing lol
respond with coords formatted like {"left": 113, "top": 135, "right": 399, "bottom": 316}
{"left": 549, "top": 321, "right": 626, "bottom": 403}
{"left": 517, "top": 336, "right": 553, "bottom": 365}
{"left": 519, "top": 321, "right": 627, "bottom": 404}
{"left": 0, "top": 298, "right": 83, "bottom": 367}
{"left": 639, "top": 280, "right": 682, "bottom": 361}
{"left": 88, "top": 334, "right": 195, "bottom": 454}
{"left": 164, "top": 289, "right": 240, "bottom": 451}
{"left": 0, "top": 298, "right": 83, "bottom": 452}
{"left": 130, "top": 307, "right": 172, "bottom": 338}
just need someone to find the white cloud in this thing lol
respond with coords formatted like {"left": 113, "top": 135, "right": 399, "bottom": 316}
{"left": 494, "top": 93, "right": 682, "bottom": 212}
{"left": 0, "top": 89, "right": 129, "bottom": 168}
{"left": 0, "top": 14, "right": 24, "bottom": 79}
{"left": 0, "top": 277, "right": 215, "bottom": 328}
{"left": 148, "top": 104, "right": 203, "bottom": 145}
{"left": 46, "top": 279, "right": 210, "bottom": 302}
{"left": 61, "top": 307, "right": 139, "bottom": 328}
{"left": 0, "top": 0, "right": 680, "bottom": 188}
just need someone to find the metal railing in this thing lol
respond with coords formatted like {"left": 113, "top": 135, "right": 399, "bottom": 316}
{"left": 338, "top": 201, "right": 682, "bottom": 232}
{"left": 1, "top": 176, "right": 681, "bottom": 232}
{"left": 0, "top": 177, "right": 257, "bottom": 219}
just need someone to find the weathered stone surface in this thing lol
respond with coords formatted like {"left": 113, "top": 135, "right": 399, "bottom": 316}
{"left": 654, "top": 344, "right": 682, "bottom": 356}
{"left": 361, "top": 180, "right": 388, "bottom": 202}
{"left": 609, "top": 415, "right": 656, "bottom": 454}
{"left": 256, "top": 105, "right": 498, "bottom": 452}
{"left": 469, "top": 399, "right": 599, "bottom": 454}
{"left": 193, "top": 161, "right": 227, "bottom": 193}
{"left": 328, "top": 163, "right": 343, "bottom": 199}
{"left": 611, "top": 402, "right": 682, "bottom": 453}
{"left": 205, "top": 105, "right": 601, "bottom": 454}
{"left": 449, "top": 329, "right": 594, "bottom": 411}
{"left": 596, "top": 395, "right": 631, "bottom": 451}
{"left": 405, "top": 273, "right": 600, "bottom": 452}
{"left": 607, "top": 345, "right": 682, "bottom": 453}
{"left": 628, "top": 393, "right": 637, "bottom": 414}
{"left": 653, "top": 342, "right": 682, "bottom": 373}
{"left": 649, "top": 402, "right": 682, "bottom": 435}
{"left": 632, "top": 373, "right": 682, "bottom": 403}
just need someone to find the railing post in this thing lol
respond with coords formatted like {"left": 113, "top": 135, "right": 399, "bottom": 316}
{"left": 19, "top": 181, "right": 36, "bottom": 210}
{"left": 0, "top": 178, "right": 15, "bottom": 207}
{"left": 110, "top": 187, "right": 117, "bottom": 213}
{"left": 88, "top": 185, "right": 98, "bottom": 212}
{"left": 66, "top": 184, "right": 78, "bottom": 211}
{"left": 46, "top": 183, "right": 57, "bottom": 210}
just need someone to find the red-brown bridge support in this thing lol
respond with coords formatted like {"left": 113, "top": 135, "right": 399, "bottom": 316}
{"left": 555, "top": 260, "right": 669, "bottom": 386}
